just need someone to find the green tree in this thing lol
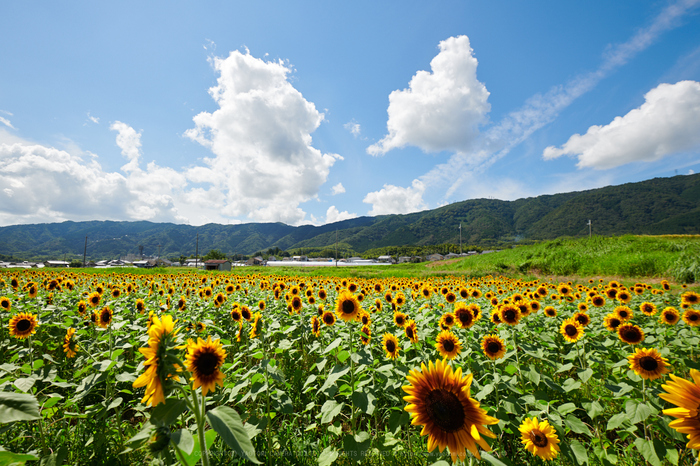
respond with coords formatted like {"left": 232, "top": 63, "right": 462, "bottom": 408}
{"left": 203, "top": 249, "right": 226, "bottom": 261}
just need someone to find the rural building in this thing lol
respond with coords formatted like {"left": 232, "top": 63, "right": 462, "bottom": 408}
{"left": 245, "top": 257, "right": 264, "bottom": 266}
{"left": 205, "top": 259, "right": 232, "bottom": 271}
{"left": 45, "top": 260, "right": 70, "bottom": 267}
{"left": 427, "top": 253, "right": 444, "bottom": 261}
{"left": 377, "top": 255, "right": 395, "bottom": 263}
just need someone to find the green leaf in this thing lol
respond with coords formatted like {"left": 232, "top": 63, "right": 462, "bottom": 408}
{"left": 562, "top": 378, "right": 581, "bottom": 392}
{"left": 475, "top": 384, "right": 494, "bottom": 401}
{"left": 582, "top": 401, "right": 604, "bottom": 420}
{"left": 606, "top": 413, "right": 627, "bottom": 431}
{"left": 342, "top": 432, "right": 371, "bottom": 464}
{"left": 243, "top": 416, "right": 268, "bottom": 440}
{"left": 206, "top": 405, "right": 261, "bottom": 464}
{"left": 179, "top": 429, "right": 216, "bottom": 466}
{"left": 0, "top": 450, "right": 40, "bottom": 466}
{"left": 565, "top": 415, "right": 591, "bottom": 436}
{"left": 324, "top": 337, "right": 343, "bottom": 354}
{"left": 317, "top": 446, "right": 338, "bottom": 466}
{"left": 578, "top": 367, "right": 593, "bottom": 384}
{"left": 151, "top": 398, "right": 187, "bottom": 426}
{"left": 626, "top": 401, "right": 651, "bottom": 424}
{"left": 320, "top": 400, "right": 345, "bottom": 424}
{"left": 39, "top": 445, "right": 68, "bottom": 466}
{"left": 634, "top": 438, "right": 662, "bottom": 466}
{"left": 352, "top": 391, "right": 376, "bottom": 416}
{"left": 570, "top": 439, "right": 589, "bottom": 465}
{"left": 557, "top": 403, "right": 577, "bottom": 416}
{"left": 526, "top": 367, "right": 540, "bottom": 387}
{"left": 428, "top": 462, "right": 451, "bottom": 466}
{"left": 170, "top": 429, "right": 194, "bottom": 455}
{"left": 13, "top": 377, "right": 35, "bottom": 393}
{"left": 556, "top": 363, "right": 574, "bottom": 373}
{"left": 0, "top": 392, "right": 41, "bottom": 423}
{"left": 318, "top": 365, "right": 350, "bottom": 395}
{"left": 93, "top": 359, "right": 114, "bottom": 372}
{"left": 481, "top": 452, "right": 515, "bottom": 466}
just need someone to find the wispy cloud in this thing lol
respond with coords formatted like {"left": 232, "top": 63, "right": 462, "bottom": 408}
{"left": 0, "top": 117, "right": 14, "bottom": 130}
{"left": 420, "top": 0, "right": 700, "bottom": 200}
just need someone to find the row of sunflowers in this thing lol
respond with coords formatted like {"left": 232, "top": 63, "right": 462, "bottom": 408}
{"left": 0, "top": 269, "right": 699, "bottom": 465}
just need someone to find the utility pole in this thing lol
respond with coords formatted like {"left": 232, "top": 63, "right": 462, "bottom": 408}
{"left": 587, "top": 220, "right": 592, "bottom": 238}
{"left": 195, "top": 233, "right": 199, "bottom": 269}
{"left": 335, "top": 229, "right": 338, "bottom": 267}
{"left": 459, "top": 223, "right": 462, "bottom": 255}
{"left": 83, "top": 235, "right": 87, "bottom": 267}
{"left": 157, "top": 244, "right": 162, "bottom": 258}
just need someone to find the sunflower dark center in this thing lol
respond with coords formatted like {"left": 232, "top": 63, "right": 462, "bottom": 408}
{"left": 530, "top": 431, "right": 548, "bottom": 447}
{"left": 16, "top": 319, "right": 31, "bottom": 332}
{"left": 425, "top": 389, "right": 465, "bottom": 433}
{"left": 504, "top": 310, "right": 516, "bottom": 321}
{"left": 100, "top": 311, "right": 110, "bottom": 323}
{"left": 385, "top": 340, "right": 396, "bottom": 353}
{"left": 623, "top": 328, "right": 642, "bottom": 342}
{"left": 690, "top": 314, "right": 699, "bottom": 322}
{"left": 442, "top": 339, "right": 455, "bottom": 352}
{"left": 406, "top": 327, "right": 414, "bottom": 338}
{"left": 324, "top": 314, "right": 334, "bottom": 325}
{"left": 639, "top": 356, "right": 658, "bottom": 371}
{"left": 664, "top": 313, "right": 676, "bottom": 322}
{"left": 195, "top": 351, "right": 219, "bottom": 376}
{"left": 487, "top": 342, "right": 501, "bottom": 354}
{"left": 341, "top": 299, "right": 356, "bottom": 314}
{"left": 396, "top": 317, "right": 405, "bottom": 325}
{"left": 565, "top": 325, "right": 578, "bottom": 337}
{"left": 445, "top": 316, "right": 454, "bottom": 325}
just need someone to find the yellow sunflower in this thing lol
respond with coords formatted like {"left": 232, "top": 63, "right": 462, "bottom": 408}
{"left": 519, "top": 417, "right": 560, "bottom": 460}
{"left": 402, "top": 360, "right": 499, "bottom": 461}
{"left": 659, "top": 369, "right": 700, "bottom": 449}
{"left": 659, "top": 307, "right": 680, "bottom": 325}
{"left": 591, "top": 295, "right": 606, "bottom": 307}
{"left": 481, "top": 335, "right": 507, "bottom": 360}
{"left": 617, "top": 323, "right": 645, "bottom": 345}
{"left": 683, "top": 309, "right": 700, "bottom": 327}
{"left": 9, "top": 312, "right": 39, "bottom": 340}
{"left": 573, "top": 312, "right": 591, "bottom": 327}
{"left": 185, "top": 336, "right": 226, "bottom": 396}
{"left": 628, "top": 348, "right": 670, "bottom": 380}
{"left": 335, "top": 291, "right": 361, "bottom": 322}
{"left": 499, "top": 304, "right": 521, "bottom": 326}
{"left": 249, "top": 312, "right": 263, "bottom": 339}
{"left": 454, "top": 303, "right": 475, "bottom": 329}
{"left": 435, "top": 330, "right": 461, "bottom": 360}
{"left": 614, "top": 306, "right": 633, "bottom": 321}
{"left": 311, "top": 316, "right": 321, "bottom": 337}
{"left": 404, "top": 319, "right": 419, "bottom": 343}
{"left": 0, "top": 297, "right": 10, "bottom": 311}
{"left": 360, "top": 324, "right": 371, "bottom": 345}
{"left": 394, "top": 311, "right": 408, "bottom": 328}
{"left": 603, "top": 314, "right": 622, "bottom": 331}
{"left": 88, "top": 291, "right": 101, "bottom": 308}
{"left": 543, "top": 306, "right": 557, "bottom": 317}
{"left": 133, "top": 314, "right": 183, "bottom": 406}
{"left": 63, "top": 327, "right": 78, "bottom": 358}
{"left": 97, "top": 307, "right": 113, "bottom": 328}
{"left": 321, "top": 310, "right": 336, "bottom": 327}
{"left": 439, "top": 312, "right": 456, "bottom": 329}
{"left": 681, "top": 291, "right": 700, "bottom": 307}
{"left": 382, "top": 333, "right": 400, "bottom": 360}
{"left": 136, "top": 298, "right": 146, "bottom": 314}
{"left": 639, "top": 302, "right": 658, "bottom": 316}
{"left": 560, "top": 318, "right": 584, "bottom": 343}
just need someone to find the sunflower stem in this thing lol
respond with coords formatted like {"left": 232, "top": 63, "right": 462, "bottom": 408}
{"left": 349, "top": 322, "right": 356, "bottom": 434}
{"left": 190, "top": 387, "right": 210, "bottom": 466}
{"left": 511, "top": 330, "right": 524, "bottom": 390}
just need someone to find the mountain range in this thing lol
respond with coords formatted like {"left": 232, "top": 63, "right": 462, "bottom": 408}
{"left": 1, "top": 173, "right": 698, "bottom": 261}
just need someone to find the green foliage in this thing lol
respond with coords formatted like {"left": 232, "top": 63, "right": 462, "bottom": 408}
{"left": 0, "top": 174, "right": 698, "bottom": 261}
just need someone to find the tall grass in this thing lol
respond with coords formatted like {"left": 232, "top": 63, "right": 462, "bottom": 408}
{"left": 440, "top": 235, "right": 700, "bottom": 282}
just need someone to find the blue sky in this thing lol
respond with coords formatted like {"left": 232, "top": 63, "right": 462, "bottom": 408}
{"left": 1, "top": 1, "right": 700, "bottom": 227}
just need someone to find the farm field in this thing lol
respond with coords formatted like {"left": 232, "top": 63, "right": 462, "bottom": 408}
{"left": 1, "top": 258, "right": 700, "bottom": 465}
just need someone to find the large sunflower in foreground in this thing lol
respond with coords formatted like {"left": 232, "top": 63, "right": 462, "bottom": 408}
{"left": 519, "top": 417, "right": 560, "bottom": 460}
{"left": 133, "top": 314, "right": 182, "bottom": 406}
{"left": 335, "top": 291, "right": 361, "bottom": 322}
{"left": 9, "top": 312, "right": 39, "bottom": 340}
{"left": 185, "top": 336, "right": 227, "bottom": 396}
{"left": 435, "top": 330, "right": 461, "bottom": 360}
{"left": 659, "top": 368, "right": 700, "bottom": 449}
{"left": 402, "top": 360, "right": 499, "bottom": 461}
{"left": 382, "top": 333, "right": 400, "bottom": 360}
{"left": 628, "top": 347, "right": 670, "bottom": 380}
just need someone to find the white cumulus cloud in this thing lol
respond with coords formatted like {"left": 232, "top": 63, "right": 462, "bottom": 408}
{"left": 110, "top": 121, "right": 142, "bottom": 171}
{"left": 363, "top": 179, "right": 427, "bottom": 216}
{"left": 325, "top": 205, "right": 357, "bottom": 224}
{"left": 367, "top": 35, "right": 490, "bottom": 156}
{"left": 184, "top": 49, "right": 341, "bottom": 225}
{"left": 543, "top": 81, "right": 700, "bottom": 169}
{"left": 331, "top": 183, "right": 345, "bottom": 195}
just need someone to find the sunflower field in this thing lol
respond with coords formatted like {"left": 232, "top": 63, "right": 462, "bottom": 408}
{"left": 1, "top": 268, "right": 699, "bottom": 466}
